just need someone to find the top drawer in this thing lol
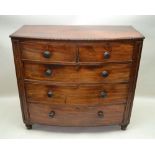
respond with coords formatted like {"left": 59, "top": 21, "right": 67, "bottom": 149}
{"left": 20, "top": 41, "right": 76, "bottom": 62}
{"left": 20, "top": 41, "right": 134, "bottom": 63}
{"left": 79, "top": 42, "right": 134, "bottom": 62}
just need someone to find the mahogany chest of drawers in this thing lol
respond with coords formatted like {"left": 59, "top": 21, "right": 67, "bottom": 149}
{"left": 10, "top": 25, "right": 144, "bottom": 130}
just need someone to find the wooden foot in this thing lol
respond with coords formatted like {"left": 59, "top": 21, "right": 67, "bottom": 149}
{"left": 121, "top": 124, "right": 128, "bottom": 130}
{"left": 25, "top": 124, "right": 32, "bottom": 129}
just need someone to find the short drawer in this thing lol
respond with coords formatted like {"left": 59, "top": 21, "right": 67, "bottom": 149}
{"left": 29, "top": 103, "right": 125, "bottom": 126}
{"left": 79, "top": 42, "right": 133, "bottom": 62}
{"left": 25, "top": 83, "right": 128, "bottom": 105}
{"left": 20, "top": 41, "right": 76, "bottom": 62}
{"left": 24, "top": 63, "right": 131, "bottom": 83}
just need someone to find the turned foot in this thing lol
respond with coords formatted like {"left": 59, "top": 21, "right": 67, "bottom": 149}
{"left": 121, "top": 124, "right": 128, "bottom": 130}
{"left": 25, "top": 124, "right": 32, "bottom": 129}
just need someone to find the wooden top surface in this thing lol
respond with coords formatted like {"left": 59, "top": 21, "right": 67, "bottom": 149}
{"left": 10, "top": 25, "right": 144, "bottom": 40}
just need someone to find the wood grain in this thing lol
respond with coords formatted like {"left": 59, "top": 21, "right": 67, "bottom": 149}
{"left": 21, "top": 41, "right": 77, "bottom": 62}
{"left": 79, "top": 42, "right": 134, "bottom": 62}
{"left": 10, "top": 25, "right": 144, "bottom": 40}
{"left": 29, "top": 103, "right": 125, "bottom": 126}
{"left": 24, "top": 63, "right": 131, "bottom": 83}
{"left": 10, "top": 26, "right": 144, "bottom": 129}
{"left": 25, "top": 83, "right": 128, "bottom": 105}
{"left": 11, "top": 39, "right": 30, "bottom": 124}
{"left": 122, "top": 40, "right": 144, "bottom": 127}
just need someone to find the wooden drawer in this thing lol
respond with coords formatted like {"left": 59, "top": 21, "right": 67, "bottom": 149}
{"left": 79, "top": 42, "right": 133, "bottom": 62}
{"left": 29, "top": 103, "right": 125, "bottom": 126}
{"left": 25, "top": 83, "right": 129, "bottom": 105}
{"left": 24, "top": 63, "right": 131, "bottom": 83}
{"left": 20, "top": 41, "right": 76, "bottom": 62}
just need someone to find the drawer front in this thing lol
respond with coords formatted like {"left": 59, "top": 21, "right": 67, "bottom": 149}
{"left": 24, "top": 63, "right": 131, "bottom": 83}
{"left": 20, "top": 42, "right": 76, "bottom": 62}
{"left": 79, "top": 42, "right": 133, "bottom": 62}
{"left": 29, "top": 104, "right": 125, "bottom": 126}
{"left": 25, "top": 83, "right": 128, "bottom": 105}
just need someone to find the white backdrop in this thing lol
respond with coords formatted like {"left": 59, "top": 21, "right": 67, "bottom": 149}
{"left": 0, "top": 15, "right": 155, "bottom": 138}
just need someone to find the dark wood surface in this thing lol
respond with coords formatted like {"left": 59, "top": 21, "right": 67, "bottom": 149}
{"left": 29, "top": 103, "right": 125, "bottom": 126}
{"left": 79, "top": 42, "right": 134, "bottom": 62}
{"left": 10, "top": 25, "right": 144, "bottom": 40}
{"left": 10, "top": 25, "right": 144, "bottom": 130}
{"left": 21, "top": 41, "right": 77, "bottom": 62}
{"left": 20, "top": 40, "right": 134, "bottom": 63}
{"left": 24, "top": 63, "right": 131, "bottom": 83}
{"left": 25, "top": 83, "right": 128, "bottom": 105}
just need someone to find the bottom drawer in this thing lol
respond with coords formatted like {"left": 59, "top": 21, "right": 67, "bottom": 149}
{"left": 29, "top": 103, "right": 125, "bottom": 126}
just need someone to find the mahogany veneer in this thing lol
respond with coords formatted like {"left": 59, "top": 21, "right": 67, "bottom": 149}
{"left": 10, "top": 25, "right": 144, "bottom": 130}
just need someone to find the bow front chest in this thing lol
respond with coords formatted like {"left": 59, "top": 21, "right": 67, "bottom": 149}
{"left": 10, "top": 25, "right": 144, "bottom": 130}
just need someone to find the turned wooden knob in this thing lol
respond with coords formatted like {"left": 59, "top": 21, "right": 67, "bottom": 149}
{"left": 49, "top": 111, "right": 55, "bottom": 118}
{"left": 104, "top": 51, "right": 110, "bottom": 59}
{"left": 43, "top": 51, "right": 51, "bottom": 58}
{"left": 47, "top": 91, "right": 53, "bottom": 97}
{"left": 100, "top": 91, "right": 107, "bottom": 98}
{"left": 98, "top": 111, "right": 104, "bottom": 118}
{"left": 101, "top": 71, "right": 109, "bottom": 77}
{"left": 45, "top": 69, "right": 52, "bottom": 76}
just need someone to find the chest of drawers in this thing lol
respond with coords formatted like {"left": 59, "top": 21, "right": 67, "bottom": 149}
{"left": 10, "top": 26, "right": 144, "bottom": 130}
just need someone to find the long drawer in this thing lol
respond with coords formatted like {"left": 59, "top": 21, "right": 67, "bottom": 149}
{"left": 29, "top": 103, "right": 125, "bottom": 126}
{"left": 24, "top": 63, "right": 131, "bottom": 83}
{"left": 25, "top": 83, "right": 129, "bottom": 105}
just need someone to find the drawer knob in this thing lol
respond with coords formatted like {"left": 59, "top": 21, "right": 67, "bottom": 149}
{"left": 43, "top": 51, "right": 51, "bottom": 58}
{"left": 104, "top": 51, "right": 110, "bottom": 59}
{"left": 49, "top": 111, "right": 55, "bottom": 118}
{"left": 45, "top": 69, "right": 52, "bottom": 76}
{"left": 100, "top": 91, "right": 107, "bottom": 98}
{"left": 98, "top": 111, "right": 104, "bottom": 118}
{"left": 47, "top": 91, "right": 53, "bottom": 97}
{"left": 101, "top": 71, "right": 109, "bottom": 77}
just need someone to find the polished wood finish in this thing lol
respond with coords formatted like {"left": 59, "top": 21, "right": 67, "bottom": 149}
{"left": 21, "top": 41, "right": 77, "bottom": 62}
{"left": 10, "top": 25, "right": 144, "bottom": 130}
{"left": 10, "top": 25, "right": 144, "bottom": 40}
{"left": 25, "top": 83, "right": 128, "bottom": 105}
{"left": 79, "top": 42, "right": 133, "bottom": 62}
{"left": 29, "top": 103, "right": 125, "bottom": 126}
{"left": 20, "top": 40, "right": 134, "bottom": 63}
{"left": 24, "top": 63, "right": 131, "bottom": 83}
